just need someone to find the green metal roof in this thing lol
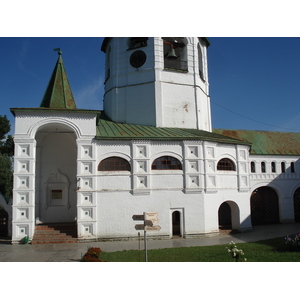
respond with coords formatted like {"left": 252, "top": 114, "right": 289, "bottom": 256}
{"left": 95, "top": 113, "right": 250, "bottom": 144}
{"left": 39, "top": 53, "right": 77, "bottom": 109}
{"left": 213, "top": 129, "right": 300, "bottom": 156}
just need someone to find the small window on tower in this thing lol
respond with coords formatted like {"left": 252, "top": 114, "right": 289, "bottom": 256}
{"left": 128, "top": 37, "right": 148, "bottom": 49}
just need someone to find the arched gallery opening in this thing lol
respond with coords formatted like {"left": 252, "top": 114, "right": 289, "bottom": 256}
{"left": 294, "top": 187, "right": 300, "bottom": 222}
{"left": 250, "top": 186, "right": 280, "bottom": 225}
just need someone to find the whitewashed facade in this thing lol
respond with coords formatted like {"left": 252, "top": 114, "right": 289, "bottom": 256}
{"left": 8, "top": 37, "right": 300, "bottom": 243}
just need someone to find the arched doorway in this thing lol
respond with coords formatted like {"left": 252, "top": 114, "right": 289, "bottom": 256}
{"left": 294, "top": 187, "right": 300, "bottom": 222}
{"left": 172, "top": 211, "right": 181, "bottom": 236}
{"left": 218, "top": 201, "right": 240, "bottom": 232}
{"left": 250, "top": 186, "right": 280, "bottom": 225}
{"left": 0, "top": 206, "right": 8, "bottom": 237}
{"left": 218, "top": 202, "right": 232, "bottom": 230}
{"left": 35, "top": 123, "right": 77, "bottom": 224}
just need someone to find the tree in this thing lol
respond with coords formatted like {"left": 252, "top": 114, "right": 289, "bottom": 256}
{"left": 0, "top": 115, "right": 14, "bottom": 199}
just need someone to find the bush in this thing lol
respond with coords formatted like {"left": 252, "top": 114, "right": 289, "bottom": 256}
{"left": 81, "top": 247, "right": 103, "bottom": 262}
{"left": 285, "top": 233, "right": 300, "bottom": 251}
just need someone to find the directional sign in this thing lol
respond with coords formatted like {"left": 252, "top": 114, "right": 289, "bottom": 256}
{"left": 145, "top": 212, "right": 158, "bottom": 220}
{"left": 132, "top": 214, "right": 144, "bottom": 221}
{"left": 149, "top": 218, "right": 159, "bottom": 225}
{"left": 144, "top": 225, "right": 161, "bottom": 231}
{"left": 144, "top": 220, "right": 153, "bottom": 226}
{"left": 135, "top": 224, "right": 145, "bottom": 230}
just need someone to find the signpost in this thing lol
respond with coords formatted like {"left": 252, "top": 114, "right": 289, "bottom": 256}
{"left": 132, "top": 212, "right": 161, "bottom": 262}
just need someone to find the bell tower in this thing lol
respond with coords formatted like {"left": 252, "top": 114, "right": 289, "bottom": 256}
{"left": 101, "top": 37, "right": 212, "bottom": 131}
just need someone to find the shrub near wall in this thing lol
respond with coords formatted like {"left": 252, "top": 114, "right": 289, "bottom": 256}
{"left": 81, "top": 247, "right": 103, "bottom": 262}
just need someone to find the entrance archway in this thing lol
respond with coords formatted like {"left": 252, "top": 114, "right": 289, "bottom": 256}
{"left": 0, "top": 206, "right": 8, "bottom": 237}
{"left": 250, "top": 186, "right": 280, "bottom": 225}
{"left": 294, "top": 187, "right": 300, "bottom": 222}
{"left": 35, "top": 123, "right": 77, "bottom": 224}
{"left": 172, "top": 211, "right": 181, "bottom": 236}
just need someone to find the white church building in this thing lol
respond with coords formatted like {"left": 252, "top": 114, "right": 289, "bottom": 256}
{"left": 7, "top": 37, "right": 300, "bottom": 244}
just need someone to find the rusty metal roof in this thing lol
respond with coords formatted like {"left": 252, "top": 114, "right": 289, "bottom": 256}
{"left": 213, "top": 129, "right": 300, "bottom": 156}
{"left": 95, "top": 113, "right": 250, "bottom": 144}
{"left": 39, "top": 53, "right": 77, "bottom": 109}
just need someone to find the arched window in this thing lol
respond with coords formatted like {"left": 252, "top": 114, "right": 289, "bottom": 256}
{"left": 291, "top": 162, "right": 295, "bottom": 173}
{"left": 251, "top": 161, "right": 256, "bottom": 173}
{"left": 98, "top": 156, "right": 131, "bottom": 171}
{"left": 271, "top": 162, "right": 276, "bottom": 173}
{"left": 281, "top": 162, "right": 286, "bottom": 173}
{"left": 162, "top": 37, "right": 187, "bottom": 71}
{"left": 261, "top": 162, "right": 266, "bottom": 173}
{"left": 217, "top": 158, "right": 236, "bottom": 171}
{"left": 198, "top": 43, "right": 205, "bottom": 80}
{"left": 152, "top": 156, "right": 182, "bottom": 170}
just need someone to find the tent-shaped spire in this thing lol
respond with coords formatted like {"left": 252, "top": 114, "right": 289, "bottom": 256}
{"left": 40, "top": 50, "right": 77, "bottom": 109}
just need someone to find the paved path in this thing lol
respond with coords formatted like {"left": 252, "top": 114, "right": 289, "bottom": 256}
{"left": 0, "top": 223, "right": 299, "bottom": 262}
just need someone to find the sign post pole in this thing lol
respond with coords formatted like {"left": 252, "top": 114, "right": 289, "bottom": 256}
{"left": 144, "top": 212, "right": 148, "bottom": 262}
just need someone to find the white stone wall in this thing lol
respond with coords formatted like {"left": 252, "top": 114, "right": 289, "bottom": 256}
{"left": 75, "top": 138, "right": 252, "bottom": 240}
{"left": 249, "top": 155, "right": 300, "bottom": 223}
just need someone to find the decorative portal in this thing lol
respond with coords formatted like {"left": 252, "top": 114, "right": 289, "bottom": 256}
{"left": 46, "top": 169, "right": 70, "bottom": 208}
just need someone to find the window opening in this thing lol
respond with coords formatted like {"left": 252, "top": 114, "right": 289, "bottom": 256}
{"left": 281, "top": 162, "right": 286, "bottom": 173}
{"left": 261, "top": 162, "right": 266, "bottom": 173}
{"left": 198, "top": 43, "right": 205, "bottom": 80}
{"left": 98, "top": 156, "right": 131, "bottom": 171}
{"left": 251, "top": 162, "right": 256, "bottom": 173}
{"left": 128, "top": 37, "right": 148, "bottom": 49}
{"left": 271, "top": 162, "right": 276, "bottom": 173}
{"left": 51, "top": 190, "right": 63, "bottom": 200}
{"left": 291, "top": 162, "right": 295, "bottom": 173}
{"left": 152, "top": 156, "right": 182, "bottom": 170}
{"left": 217, "top": 158, "right": 236, "bottom": 171}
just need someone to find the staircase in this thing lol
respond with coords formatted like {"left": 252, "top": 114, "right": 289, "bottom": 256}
{"left": 31, "top": 223, "right": 78, "bottom": 244}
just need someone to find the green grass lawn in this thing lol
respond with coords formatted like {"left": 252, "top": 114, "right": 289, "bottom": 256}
{"left": 99, "top": 237, "right": 300, "bottom": 262}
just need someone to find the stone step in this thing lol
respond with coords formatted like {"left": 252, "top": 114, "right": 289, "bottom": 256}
{"left": 31, "top": 222, "right": 78, "bottom": 244}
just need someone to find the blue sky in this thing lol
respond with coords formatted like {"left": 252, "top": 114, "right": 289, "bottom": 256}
{"left": 1, "top": 37, "right": 300, "bottom": 135}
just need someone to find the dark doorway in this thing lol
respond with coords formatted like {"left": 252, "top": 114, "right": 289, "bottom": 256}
{"left": 294, "top": 187, "right": 300, "bottom": 222}
{"left": 218, "top": 202, "right": 232, "bottom": 230}
{"left": 172, "top": 211, "right": 180, "bottom": 236}
{"left": 250, "top": 186, "right": 280, "bottom": 225}
{"left": 0, "top": 206, "right": 8, "bottom": 237}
